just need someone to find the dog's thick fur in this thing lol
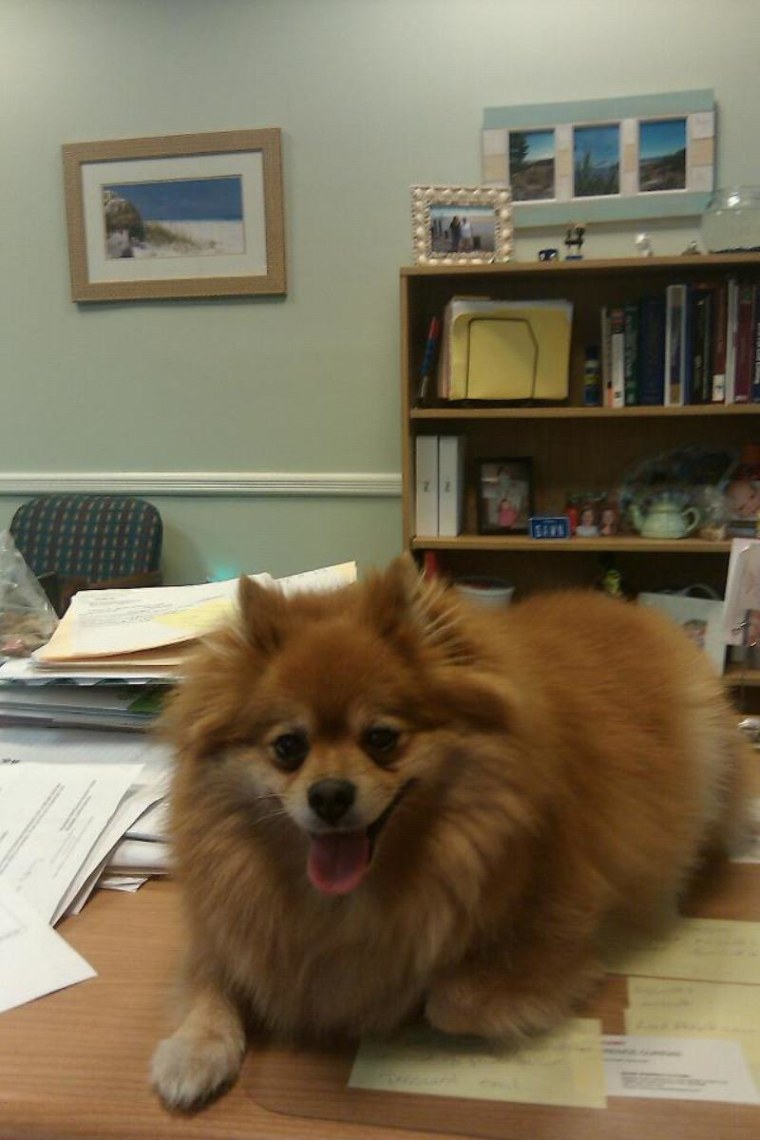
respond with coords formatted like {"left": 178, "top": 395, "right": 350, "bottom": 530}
{"left": 151, "top": 557, "right": 752, "bottom": 1109}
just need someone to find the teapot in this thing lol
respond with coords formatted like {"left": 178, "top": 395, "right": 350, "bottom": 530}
{"left": 629, "top": 494, "right": 700, "bottom": 539}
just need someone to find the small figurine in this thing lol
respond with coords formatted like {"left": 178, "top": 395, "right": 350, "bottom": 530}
{"left": 635, "top": 231, "right": 653, "bottom": 257}
{"left": 564, "top": 222, "right": 585, "bottom": 260}
{"left": 681, "top": 239, "right": 701, "bottom": 256}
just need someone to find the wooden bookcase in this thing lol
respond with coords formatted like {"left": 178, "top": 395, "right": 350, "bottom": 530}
{"left": 401, "top": 254, "right": 760, "bottom": 603}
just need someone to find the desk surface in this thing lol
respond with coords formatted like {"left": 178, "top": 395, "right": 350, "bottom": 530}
{"left": 2, "top": 868, "right": 759, "bottom": 1140}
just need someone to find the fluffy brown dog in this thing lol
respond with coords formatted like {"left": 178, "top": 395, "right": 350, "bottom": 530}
{"left": 151, "top": 556, "right": 752, "bottom": 1109}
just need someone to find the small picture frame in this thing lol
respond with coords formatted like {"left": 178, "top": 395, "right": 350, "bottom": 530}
{"left": 476, "top": 458, "right": 533, "bottom": 534}
{"left": 638, "top": 592, "right": 726, "bottom": 674}
{"left": 411, "top": 185, "right": 512, "bottom": 265}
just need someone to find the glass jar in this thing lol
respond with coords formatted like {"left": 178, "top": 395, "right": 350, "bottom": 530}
{"left": 701, "top": 187, "right": 760, "bottom": 253}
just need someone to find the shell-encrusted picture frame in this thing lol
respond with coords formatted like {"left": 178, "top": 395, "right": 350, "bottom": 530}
{"left": 411, "top": 185, "right": 512, "bottom": 265}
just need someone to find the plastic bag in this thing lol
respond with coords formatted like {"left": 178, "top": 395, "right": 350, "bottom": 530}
{"left": 0, "top": 530, "right": 58, "bottom": 656}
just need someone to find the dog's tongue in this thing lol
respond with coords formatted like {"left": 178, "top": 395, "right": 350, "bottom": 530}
{"left": 307, "top": 831, "right": 371, "bottom": 895}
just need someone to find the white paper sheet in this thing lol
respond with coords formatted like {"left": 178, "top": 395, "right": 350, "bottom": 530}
{"left": 603, "top": 1035, "right": 759, "bottom": 1104}
{"left": 0, "top": 883, "right": 95, "bottom": 1013}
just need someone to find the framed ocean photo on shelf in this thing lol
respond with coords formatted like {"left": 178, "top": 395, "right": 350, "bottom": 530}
{"left": 411, "top": 184, "right": 512, "bottom": 265}
{"left": 476, "top": 458, "right": 533, "bottom": 535}
{"left": 481, "top": 89, "right": 715, "bottom": 225}
{"left": 62, "top": 128, "right": 286, "bottom": 301}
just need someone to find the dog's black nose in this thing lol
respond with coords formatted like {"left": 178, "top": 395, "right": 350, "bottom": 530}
{"left": 308, "top": 778, "right": 356, "bottom": 826}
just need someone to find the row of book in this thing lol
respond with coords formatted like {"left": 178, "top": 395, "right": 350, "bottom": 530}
{"left": 415, "top": 435, "right": 465, "bottom": 536}
{"left": 602, "top": 279, "right": 760, "bottom": 408}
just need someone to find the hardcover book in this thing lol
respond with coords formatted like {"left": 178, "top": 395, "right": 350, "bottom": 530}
{"left": 637, "top": 295, "right": 666, "bottom": 406}
{"left": 664, "top": 284, "right": 689, "bottom": 406}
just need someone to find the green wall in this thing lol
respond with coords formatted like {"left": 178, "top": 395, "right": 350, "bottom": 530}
{"left": 2, "top": 0, "right": 758, "bottom": 582}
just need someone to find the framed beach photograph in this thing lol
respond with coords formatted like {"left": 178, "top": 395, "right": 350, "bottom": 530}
{"left": 62, "top": 128, "right": 286, "bottom": 301}
{"left": 476, "top": 458, "right": 533, "bottom": 535}
{"left": 411, "top": 185, "right": 512, "bottom": 265}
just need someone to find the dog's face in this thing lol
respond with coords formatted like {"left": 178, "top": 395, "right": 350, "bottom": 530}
{"left": 167, "top": 557, "right": 513, "bottom": 897}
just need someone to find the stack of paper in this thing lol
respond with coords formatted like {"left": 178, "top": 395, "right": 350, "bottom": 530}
{"left": 0, "top": 664, "right": 166, "bottom": 731}
{"left": 32, "top": 562, "right": 357, "bottom": 671}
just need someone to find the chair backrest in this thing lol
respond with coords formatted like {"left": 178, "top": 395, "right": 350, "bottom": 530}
{"left": 9, "top": 494, "right": 163, "bottom": 581}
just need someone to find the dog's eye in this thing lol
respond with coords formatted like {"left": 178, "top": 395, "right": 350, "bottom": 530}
{"left": 363, "top": 725, "right": 400, "bottom": 762}
{"left": 272, "top": 731, "right": 309, "bottom": 771}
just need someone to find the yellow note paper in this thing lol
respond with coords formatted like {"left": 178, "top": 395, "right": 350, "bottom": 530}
{"left": 348, "top": 1019, "right": 606, "bottom": 1109}
{"left": 604, "top": 918, "right": 760, "bottom": 985}
{"left": 628, "top": 977, "right": 760, "bottom": 1017}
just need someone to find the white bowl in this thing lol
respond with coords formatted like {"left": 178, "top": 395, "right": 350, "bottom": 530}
{"left": 456, "top": 576, "right": 515, "bottom": 609}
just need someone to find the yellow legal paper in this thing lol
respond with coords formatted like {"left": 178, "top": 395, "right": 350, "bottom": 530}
{"left": 348, "top": 1018, "right": 606, "bottom": 1109}
{"left": 628, "top": 977, "right": 760, "bottom": 1016}
{"left": 604, "top": 918, "right": 760, "bottom": 986}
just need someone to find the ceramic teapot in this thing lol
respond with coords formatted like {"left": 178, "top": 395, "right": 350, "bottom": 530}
{"left": 629, "top": 494, "right": 700, "bottom": 539}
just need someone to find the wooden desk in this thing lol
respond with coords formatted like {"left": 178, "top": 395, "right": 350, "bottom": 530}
{"left": 1, "top": 869, "right": 759, "bottom": 1140}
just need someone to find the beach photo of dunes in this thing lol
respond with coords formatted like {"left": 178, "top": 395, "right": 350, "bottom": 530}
{"left": 573, "top": 123, "right": 620, "bottom": 198}
{"left": 638, "top": 117, "right": 687, "bottom": 192}
{"left": 102, "top": 175, "right": 246, "bottom": 260}
{"left": 508, "top": 128, "right": 555, "bottom": 201}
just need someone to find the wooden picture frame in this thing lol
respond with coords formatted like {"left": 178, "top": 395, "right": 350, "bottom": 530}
{"left": 411, "top": 185, "right": 512, "bottom": 265}
{"left": 62, "top": 128, "right": 286, "bottom": 301}
{"left": 476, "top": 458, "right": 533, "bottom": 534}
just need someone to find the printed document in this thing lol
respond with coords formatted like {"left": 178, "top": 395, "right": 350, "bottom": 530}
{"left": 0, "top": 727, "right": 153, "bottom": 922}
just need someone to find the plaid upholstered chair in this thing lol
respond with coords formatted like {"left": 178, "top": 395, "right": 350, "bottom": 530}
{"left": 9, "top": 494, "right": 163, "bottom": 615}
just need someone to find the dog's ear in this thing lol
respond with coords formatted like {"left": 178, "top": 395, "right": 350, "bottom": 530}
{"left": 237, "top": 573, "right": 289, "bottom": 656}
{"left": 364, "top": 555, "right": 473, "bottom": 665}
{"left": 362, "top": 554, "right": 420, "bottom": 638}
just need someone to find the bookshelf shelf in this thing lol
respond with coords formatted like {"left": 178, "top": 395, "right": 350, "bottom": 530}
{"left": 723, "top": 664, "right": 760, "bottom": 688}
{"left": 411, "top": 404, "right": 760, "bottom": 421}
{"left": 401, "top": 253, "right": 760, "bottom": 599}
{"left": 411, "top": 535, "right": 733, "bottom": 554}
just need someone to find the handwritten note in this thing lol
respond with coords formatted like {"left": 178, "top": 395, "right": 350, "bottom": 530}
{"left": 349, "top": 1019, "right": 606, "bottom": 1109}
{"left": 604, "top": 918, "right": 760, "bottom": 985}
{"left": 628, "top": 977, "right": 760, "bottom": 1016}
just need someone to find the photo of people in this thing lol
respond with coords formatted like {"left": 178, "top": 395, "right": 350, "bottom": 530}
{"left": 477, "top": 459, "right": 533, "bottom": 534}
{"left": 573, "top": 123, "right": 620, "bottom": 198}
{"left": 638, "top": 117, "right": 687, "bottom": 192}
{"left": 508, "top": 128, "right": 556, "bottom": 201}
{"left": 429, "top": 206, "right": 497, "bottom": 256}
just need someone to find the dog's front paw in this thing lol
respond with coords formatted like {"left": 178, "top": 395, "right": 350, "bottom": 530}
{"left": 150, "top": 1032, "right": 245, "bottom": 1111}
{"left": 426, "top": 961, "right": 601, "bottom": 1040}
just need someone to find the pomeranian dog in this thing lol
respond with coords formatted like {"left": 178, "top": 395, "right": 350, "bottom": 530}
{"left": 151, "top": 556, "right": 752, "bottom": 1110}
